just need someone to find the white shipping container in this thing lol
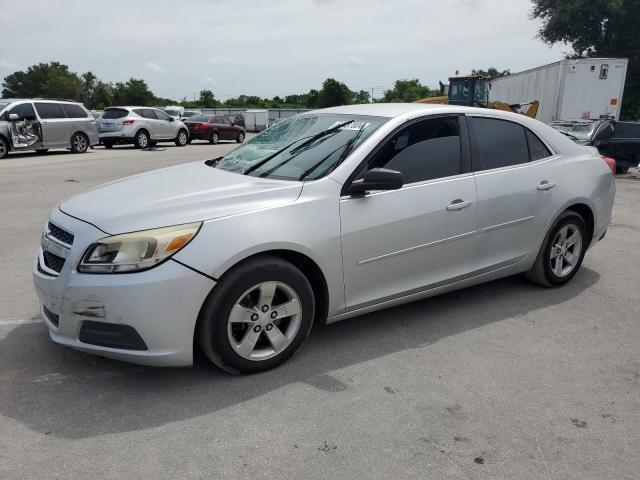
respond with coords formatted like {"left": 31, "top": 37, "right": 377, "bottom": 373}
{"left": 244, "top": 109, "right": 269, "bottom": 132}
{"left": 489, "top": 58, "right": 628, "bottom": 124}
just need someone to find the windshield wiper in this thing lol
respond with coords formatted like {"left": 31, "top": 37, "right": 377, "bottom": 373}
{"left": 243, "top": 120, "right": 355, "bottom": 176}
{"left": 298, "top": 123, "right": 367, "bottom": 181}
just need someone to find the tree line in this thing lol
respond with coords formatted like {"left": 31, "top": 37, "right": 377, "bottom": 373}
{"left": 1, "top": 62, "right": 446, "bottom": 110}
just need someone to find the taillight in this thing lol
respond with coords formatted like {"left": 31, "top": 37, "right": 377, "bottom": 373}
{"left": 602, "top": 156, "right": 616, "bottom": 175}
{"left": 194, "top": 123, "right": 206, "bottom": 129}
{"left": 120, "top": 119, "right": 135, "bottom": 125}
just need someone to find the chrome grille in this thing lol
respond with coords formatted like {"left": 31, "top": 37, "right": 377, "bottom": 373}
{"left": 48, "top": 222, "right": 74, "bottom": 245}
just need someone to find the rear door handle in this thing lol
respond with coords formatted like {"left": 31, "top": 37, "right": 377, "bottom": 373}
{"left": 446, "top": 199, "right": 472, "bottom": 211}
{"left": 537, "top": 181, "right": 556, "bottom": 191}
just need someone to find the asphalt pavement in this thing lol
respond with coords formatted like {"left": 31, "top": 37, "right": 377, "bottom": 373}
{"left": 1, "top": 144, "right": 639, "bottom": 479}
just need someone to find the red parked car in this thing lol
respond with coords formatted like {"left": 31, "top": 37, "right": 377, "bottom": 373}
{"left": 184, "top": 115, "right": 246, "bottom": 144}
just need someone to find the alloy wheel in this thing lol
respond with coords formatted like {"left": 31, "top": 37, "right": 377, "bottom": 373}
{"left": 226, "top": 281, "right": 302, "bottom": 361}
{"left": 73, "top": 134, "right": 87, "bottom": 152}
{"left": 549, "top": 223, "right": 582, "bottom": 277}
{"left": 137, "top": 132, "right": 149, "bottom": 148}
{"left": 178, "top": 131, "right": 187, "bottom": 145}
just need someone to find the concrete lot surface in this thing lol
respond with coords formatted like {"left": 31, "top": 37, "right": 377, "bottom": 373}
{"left": 1, "top": 145, "right": 639, "bottom": 479}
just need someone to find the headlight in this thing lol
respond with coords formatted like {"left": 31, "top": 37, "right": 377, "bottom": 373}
{"left": 78, "top": 222, "right": 202, "bottom": 273}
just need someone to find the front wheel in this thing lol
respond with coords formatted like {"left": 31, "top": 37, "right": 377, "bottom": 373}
{"left": 175, "top": 129, "right": 188, "bottom": 147}
{"left": 0, "top": 137, "right": 8, "bottom": 159}
{"left": 70, "top": 133, "right": 89, "bottom": 153}
{"left": 197, "top": 255, "right": 315, "bottom": 374}
{"left": 209, "top": 132, "right": 219, "bottom": 145}
{"left": 526, "top": 211, "right": 587, "bottom": 287}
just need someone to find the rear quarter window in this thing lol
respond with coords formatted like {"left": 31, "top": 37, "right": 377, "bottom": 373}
{"left": 34, "top": 102, "right": 66, "bottom": 119}
{"left": 61, "top": 103, "right": 89, "bottom": 118}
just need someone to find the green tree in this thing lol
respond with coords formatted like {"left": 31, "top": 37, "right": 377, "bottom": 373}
{"left": 381, "top": 79, "right": 433, "bottom": 103}
{"left": 531, "top": 0, "right": 640, "bottom": 119}
{"left": 353, "top": 90, "right": 370, "bottom": 104}
{"left": 88, "top": 81, "right": 113, "bottom": 109}
{"left": 198, "top": 89, "right": 218, "bottom": 107}
{"left": 317, "top": 78, "right": 353, "bottom": 107}
{"left": 112, "top": 78, "right": 155, "bottom": 106}
{"left": 470, "top": 67, "right": 511, "bottom": 79}
{"left": 2, "top": 62, "right": 85, "bottom": 100}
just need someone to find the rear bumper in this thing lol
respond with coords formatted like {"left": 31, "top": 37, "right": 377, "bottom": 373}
{"left": 590, "top": 178, "right": 616, "bottom": 247}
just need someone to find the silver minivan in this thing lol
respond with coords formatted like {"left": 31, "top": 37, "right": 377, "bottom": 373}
{"left": 0, "top": 99, "right": 98, "bottom": 158}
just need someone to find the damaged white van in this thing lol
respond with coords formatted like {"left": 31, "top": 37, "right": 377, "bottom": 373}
{"left": 0, "top": 99, "right": 98, "bottom": 158}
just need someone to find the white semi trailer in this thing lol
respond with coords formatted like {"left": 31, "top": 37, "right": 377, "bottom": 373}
{"left": 489, "top": 58, "right": 628, "bottom": 124}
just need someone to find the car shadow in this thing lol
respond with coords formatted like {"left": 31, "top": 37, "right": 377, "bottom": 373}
{"left": 0, "top": 269, "right": 600, "bottom": 439}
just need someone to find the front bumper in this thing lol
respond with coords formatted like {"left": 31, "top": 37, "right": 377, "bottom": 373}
{"left": 32, "top": 209, "right": 215, "bottom": 367}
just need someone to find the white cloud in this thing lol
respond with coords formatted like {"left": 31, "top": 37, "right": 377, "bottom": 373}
{"left": 144, "top": 62, "right": 165, "bottom": 73}
{"left": 210, "top": 56, "right": 235, "bottom": 65}
{"left": 203, "top": 77, "right": 217, "bottom": 85}
{"left": 348, "top": 55, "right": 365, "bottom": 66}
{"left": 0, "top": 60, "right": 18, "bottom": 71}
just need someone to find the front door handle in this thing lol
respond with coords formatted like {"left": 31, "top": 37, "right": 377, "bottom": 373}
{"left": 447, "top": 199, "right": 472, "bottom": 211}
{"left": 537, "top": 180, "right": 556, "bottom": 191}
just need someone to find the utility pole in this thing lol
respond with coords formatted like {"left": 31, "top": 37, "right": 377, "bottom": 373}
{"left": 370, "top": 85, "right": 383, "bottom": 103}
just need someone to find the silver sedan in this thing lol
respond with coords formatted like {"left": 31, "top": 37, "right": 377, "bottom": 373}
{"left": 33, "top": 104, "right": 615, "bottom": 373}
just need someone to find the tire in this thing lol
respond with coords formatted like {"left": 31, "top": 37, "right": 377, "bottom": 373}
{"left": 0, "top": 137, "right": 8, "bottom": 159}
{"left": 236, "top": 131, "right": 245, "bottom": 143}
{"left": 525, "top": 211, "right": 588, "bottom": 287}
{"left": 616, "top": 165, "right": 629, "bottom": 174}
{"left": 175, "top": 129, "right": 188, "bottom": 147}
{"left": 35, "top": 148, "right": 49, "bottom": 154}
{"left": 197, "top": 255, "right": 315, "bottom": 374}
{"left": 134, "top": 130, "right": 150, "bottom": 149}
{"left": 209, "top": 131, "right": 219, "bottom": 145}
{"left": 70, "top": 132, "right": 89, "bottom": 153}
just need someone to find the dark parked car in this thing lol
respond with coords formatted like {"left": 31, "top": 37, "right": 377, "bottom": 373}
{"left": 550, "top": 119, "right": 640, "bottom": 173}
{"left": 184, "top": 115, "right": 245, "bottom": 144}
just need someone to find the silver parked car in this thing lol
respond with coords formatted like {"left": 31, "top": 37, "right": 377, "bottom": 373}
{"left": 33, "top": 104, "right": 615, "bottom": 373}
{"left": 0, "top": 98, "right": 98, "bottom": 158}
{"left": 98, "top": 107, "right": 189, "bottom": 149}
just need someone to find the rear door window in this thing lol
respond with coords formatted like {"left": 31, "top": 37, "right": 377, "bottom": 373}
{"left": 61, "top": 103, "right": 89, "bottom": 118}
{"left": 154, "top": 110, "right": 171, "bottom": 121}
{"left": 470, "top": 117, "right": 529, "bottom": 171}
{"left": 102, "top": 108, "right": 129, "bottom": 119}
{"left": 34, "top": 102, "right": 66, "bottom": 119}
{"left": 613, "top": 122, "right": 640, "bottom": 138}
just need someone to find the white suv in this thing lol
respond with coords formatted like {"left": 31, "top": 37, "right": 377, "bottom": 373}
{"left": 98, "top": 107, "right": 189, "bottom": 149}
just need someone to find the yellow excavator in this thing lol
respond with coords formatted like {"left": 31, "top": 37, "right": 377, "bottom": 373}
{"left": 416, "top": 75, "right": 539, "bottom": 119}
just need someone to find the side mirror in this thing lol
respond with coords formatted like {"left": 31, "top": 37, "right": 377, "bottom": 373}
{"left": 8, "top": 113, "right": 20, "bottom": 121}
{"left": 346, "top": 168, "right": 403, "bottom": 196}
{"left": 168, "top": 116, "right": 175, "bottom": 122}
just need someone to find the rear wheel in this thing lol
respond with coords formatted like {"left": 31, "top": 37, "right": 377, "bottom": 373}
{"left": 197, "top": 255, "right": 315, "bottom": 374}
{"left": 526, "top": 211, "right": 587, "bottom": 287}
{"left": 134, "top": 130, "right": 150, "bottom": 149}
{"left": 0, "top": 137, "right": 8, "bottom": 159}
{"left": 210, "top": 131, "right": 219, "bottom": 145}
{"left": 175, "top": 129, "right": 188, "bottom": 146}
{"left": 236, "top": 131, "right": 245, "bottom": 143}
{"left": 70, "top": 133, "right": 89, "bottom": 153}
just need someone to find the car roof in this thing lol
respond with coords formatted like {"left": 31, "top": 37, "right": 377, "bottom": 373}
{"left": 311, "top": 103, "right": 520, "bottom": 119}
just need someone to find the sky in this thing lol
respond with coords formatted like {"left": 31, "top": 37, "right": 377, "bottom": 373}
{"left": 0, "top": 0, "right": 568, "bottom": 101}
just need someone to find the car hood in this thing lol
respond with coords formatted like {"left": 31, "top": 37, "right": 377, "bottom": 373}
{"left": 60, "top": 160, "right": 303, "bottom": 234}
